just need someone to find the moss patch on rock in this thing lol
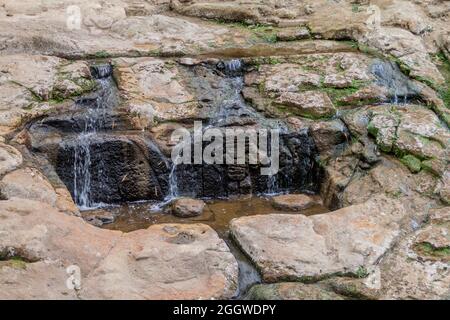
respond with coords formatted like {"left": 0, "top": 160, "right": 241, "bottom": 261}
{"left": 400, "top": 154, "right": 422, "bottom": 173}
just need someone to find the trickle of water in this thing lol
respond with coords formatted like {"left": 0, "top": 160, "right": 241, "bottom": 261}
{"left": 91, "top": 64, "right": 113, "bottom": 79}
{"left": 72, "top": 64, "right": 117, "bottom": 210}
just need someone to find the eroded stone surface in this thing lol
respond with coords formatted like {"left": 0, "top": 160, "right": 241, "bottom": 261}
{"left": 172, "top": 198, "right": 206, "bottom": 218}
{"left": 271, "top": 194, "right": 317, "bottom": 212}
{"left": 0, "top": 199, "right": 238, "bottom": 300}
{"left": 231, "top": 195, "right": 407, "bottom": 282}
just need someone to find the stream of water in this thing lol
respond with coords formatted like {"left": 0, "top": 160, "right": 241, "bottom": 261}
{"left": 72, "top": 64, "right": 117, "bottom": 209}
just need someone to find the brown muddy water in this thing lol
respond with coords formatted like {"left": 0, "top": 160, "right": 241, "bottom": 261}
{"left": 82, "top": 195, "right": 328, "bottom": 298}
{"left": 86, "top": 195, "right": 328, "bottom": 235}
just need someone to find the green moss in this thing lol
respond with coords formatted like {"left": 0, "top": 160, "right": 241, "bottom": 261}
{"left": 355, "top": 266, "right": 369, "bottom": 279}
{"left": 93, "top": 50, "right": 110, "bottom": 59}
{"left": 0, "top": 256, "right": 28, "bottom": 270}
{"left": 400, "top": 154, "right": 422, "bottom": 173}
{"left": 414, "top": 242, "right": 450, "bottom": 258}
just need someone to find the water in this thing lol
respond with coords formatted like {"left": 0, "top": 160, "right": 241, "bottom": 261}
{"left": 153, "top": 59, "right": 306, "bottom": 203}
{"left": 72, "top": 65, "right": 117, "bottom": 209}
{"left": 370, "top": 60, "right": 418, "bottom": 104}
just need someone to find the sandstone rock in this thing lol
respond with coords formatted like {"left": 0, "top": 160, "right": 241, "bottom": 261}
{"left": 310, "top": 119, "right": 348, "bottom": 156}
{"left": 0, "top": 55, "right": 94, "bottom": 130}
{"left": 0, "top": 167, "right": 57, "bottom": 205}
{"left": 429, "top": 207, "right": 450, "bottom": 224}
{"left": 0, "top": 260, "right": 77, "bottom": 300}
{"left": 363, "top": 27, "right": 445, "bottom": 85}
{"left": 80, "top": 223, "right": 238, "bottom": 299}
{"left": 365, "top": 105, "right": 449, "bottom": 176}
{"left": 171, "top": 1, "right": 265, "bottom": 24}
{"left": 171, "top": 198, "right": 206, "bottom": 218}
{"left": 275, "top": 91, "right": 336, "bottom": 118}
{"left": 377, "top": 220, "right": 450, "bottom": 299}
{"left": 276, "top": 28, "right": 310, "bottom": 41}
{"left": 246, "top": 282, "right": 344, "bottom": 300}
{"left": 231, "top": 195, "right": 406, "bottom": 282}
{"left": 271, "top": 194, "right": 317, "bottom": 212}
{"left": 0, "top": 143, "right": 22, "bottom": 176}
{"left": 0, "top": 198, "right": 238, "bottom": 300}
{"left": 114, "top": 57, "right": 198, "bottom": 123}
{"left": 55, "top": 187, "right": 79, "bottom": 216}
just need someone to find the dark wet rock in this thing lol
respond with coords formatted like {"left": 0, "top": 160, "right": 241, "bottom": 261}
{"left": 309, "top": 119, "right": 349, "bottom": 157}
{"left": 370, "top": 60, "right": 420, "bottom": 103}
{"left": 172, "top": 198, "right": 205, "bottom": 218}
{"left": 56, "top": 134, "right": 169, "bottom": 205}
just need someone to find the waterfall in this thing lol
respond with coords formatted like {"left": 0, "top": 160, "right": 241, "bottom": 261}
{"left": 72, "top": 64, "right": 116, "bottom": 210}
{"left": 370, "top": 60, "right": 417, "bottom": 105}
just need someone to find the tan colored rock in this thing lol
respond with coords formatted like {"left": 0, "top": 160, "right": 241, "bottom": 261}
{"left": 429, "top": 207, "right": 450, "bottom": 225}
{"left": 0, "top": 198, "right": 238, "bottom": 300}
{"left": 231, "top": 195, "right": 406, "bottom": 282}
{"left": 275, "top": 91, "right": 336, "bottom": 118}
{"left": 366, "top": 104, "right": 449, "bottom": 176}
{"left": 114, "top": 57, "right": 198, "bottom": 123}
{"left": 0, "top": 260, "right": 77, "bottom": 300}
{"left": 271, "top": 194, "right": 317, "bottom": 212}
{"left": 363, "top": 27, "right": 445, "bottom": 85}
{"left": 0, "top": 143, "right": 22, "bottom": 176}
{"left": 0, "top": 55, "right": 94, "bottom": 130}
{"left": 0, "top": 167, "right": 57, "bottom": 205}
{"left": 55, "top": 187, "right": 79, "bottom": 216}
{"left": 172, "top": 198, "right": 206, "bottom": 218}
{"left": 81, "top": 223, "right": 238, "bottom": 299}
{"left": 378, "top": 221, "right": 450, "bottom": 299}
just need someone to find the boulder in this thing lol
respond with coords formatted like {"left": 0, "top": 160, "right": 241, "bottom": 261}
{"left": 81, "top": 223, "right": 238, "bottom": 299}
{"left": 271, "top": 194, "right": 317, "bottom": 212}
{"left": 0, "top": 198, "right": 238, "bottom": 300}
{"left": 231, "top": 195, "right": 406, "bottom": 282}
{"left": 172, "top": 198, "right": 206, "bottom": 218}
{"left": 0, "top": 167, "right": 57, "bottom": 205}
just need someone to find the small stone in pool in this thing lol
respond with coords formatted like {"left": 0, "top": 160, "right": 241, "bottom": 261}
{"left": 171, "top": 198, "right": 205, "bottom": 218}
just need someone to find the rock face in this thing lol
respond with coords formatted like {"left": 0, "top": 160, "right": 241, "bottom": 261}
{"left": 172, "top": 198, "right": 206, "bottom": 218}
{"left": 0, "top": 198, "right": 238, "bottom": 300}
{"left": 231, "top": 195, "right": 406, "bottom": 282}
{"left": 0, "top": 55, "right": 94, "bottom": 134}
{"left": 0, "top": 0, "right": 449, "bottom": 301}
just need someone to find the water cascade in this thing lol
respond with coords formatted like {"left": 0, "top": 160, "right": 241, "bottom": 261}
{"left": 70, "top": 64, "right": 117, "bottom": 209}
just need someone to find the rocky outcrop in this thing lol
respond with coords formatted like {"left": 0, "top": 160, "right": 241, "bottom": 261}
{"left": 0, "top": 198, "right": 238, "bottom": 300}
{"left": 0, "top": 55, "right": 94, "bottom": 134}
{"left": 343, "top": 104, "right": 449, "bottom": 177}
